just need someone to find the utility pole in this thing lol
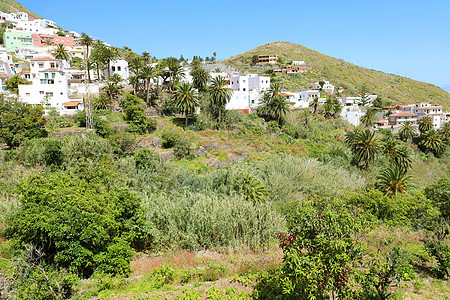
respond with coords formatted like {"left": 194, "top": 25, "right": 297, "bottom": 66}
{"left": 84, "top": 80, "right": 94, "bottom": 132}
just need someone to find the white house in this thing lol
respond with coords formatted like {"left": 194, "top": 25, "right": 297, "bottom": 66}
{"left": 341, "top": 105, "right": 366, "bottom": 127}
{"left": 18, "top": 57, "right": 83, "bottom": 115}
{"left": 292, "top": 61, "right": 306, "bottom": 66}
{"left": 412, "top": 102, "right": 445, "bottom": 129}
{"left": 300, "top": 90, "right": 320, "bottom": 103}
{"left": 226, "top": 74, "right": 270, "bottom": 112}
{"left": 15, "top": 19, "right": 58, "bottom": 35}
{"left": 109, "top": 59, "right": 129, "bottom": 80}
{"left": 312, "top": 81, "right": 335, "bottom": 94}
{"left": 1, "top": 12, "right": 29, "bottom": 23}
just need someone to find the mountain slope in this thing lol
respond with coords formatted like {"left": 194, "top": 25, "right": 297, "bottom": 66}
{"left": 0, "top": 0, "right": 40, "bottom": 19}
{"left": 223, "top": 41, "right": 450, "bottom": 108}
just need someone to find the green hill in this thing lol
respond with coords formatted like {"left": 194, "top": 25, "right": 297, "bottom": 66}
{"left": 0, "top": 0, "right": 40, "bottom": 19}
{"left": 223, "top": 41, "right": 450, "bottom": 108}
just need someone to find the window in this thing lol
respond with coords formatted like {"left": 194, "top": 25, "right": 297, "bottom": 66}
{"left": 48, "top": 79, "right": 54, "bottom": 84}
{"left": 50, "top": 63, "right": 55, "bottom": 68}
{"left": 112, "top": 66, "right": 116, "bottom": 71}
{"left": 51, "top": 73, "right": 56, "bottom": 78}
{"left": 39, "top": 91, "right": 44, "bottom": 94}
{"left": 44, "top": 73, "right": 49, "bottom": 78}
{"left": 243, "top": 88, "right": 246, "bottom": 91}
{"left": 25, "top": 93, "right": 30, "bottom": 96}
{"left": 40, "top": 79, "right": 46, "bottom": 84}
{"left": 251, "top": 100, "right": 255, "bottom": 104}
{"left": 39, "top": 64, "right": 44, "bottom": 68}
{"left": 45, "top": 92, "right": 53, "bottom": 97}
{"left": 117, "top": 66, "right": 121, "bottom": 71}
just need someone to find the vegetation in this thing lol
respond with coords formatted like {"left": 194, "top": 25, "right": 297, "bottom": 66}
{"left": 223, "top": 41, "right": 450, "bottom": 108}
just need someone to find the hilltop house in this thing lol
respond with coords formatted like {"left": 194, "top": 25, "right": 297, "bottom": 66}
{"left": 258, "top": 55, "right": 278, "bottom": 64}
{"left": 15, "top": 19, "right": 58, "bottom": 35}
{"left": 109, "top": 59, "right": 130, "bottom": 80}
{"left": 385, "top": 102, "right": 447, "bottom": 129}
{"left": 4, "top": 30, "right": 34, "bottom": 52}
{"left": 33, "top": 34, "right": 75, "bottom": 48}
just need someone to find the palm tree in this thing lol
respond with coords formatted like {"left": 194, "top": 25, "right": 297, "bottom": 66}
{"left": 174, "top": 83, "right": 198, "bottom": 126}
{"left": 44, "top": 39, "right": 53, "bottom": 54}
{"left": 382, "top": 138, "right": 413, "bottom": 170}
{"left": 257, "top": 83, "right": 292, "bottom": 125}
{"left": 164, "top": 57, "right": 185, "bottom": 91}
{"left": 102, "top": 81, "right": 122, "bottom": 102}
{"left": 109, "top": 74, "right": 122, "bottom": 84}
{"left": 345, "top": 128, "right": 380, "bottom": 170}
{"left": 418, "top": 129, "right": 446, "bottom": 156}
{"left": 418, "top": 116, "right": 433, "bottom": 134}
{"left": 376, "top": 166, "right": 411, "bottom": 196}
{"left": 191, "top": 66, "right": 210, "bottom": 92}
{"left": 440, "top": 122, "right": 450, "bottom": 142}
{"left": 398, "top": 121, "right": 416, "bottom": 143}
{"left": 53, "top": 44, "right": 71, "bottom": 62}
{"left": 141, "top": 65, "right": 156, "bottom": 105}
{"left": 209, "top": 75, "right": 232, "bottom": 123}
{"left": 360, "top": 108, "right": 377, "bottom": 128}
{"left": 142, "top": 51, "right": 151, "bottom": 64}
{"left": 102, "top": 47, "right": 118, "bottom": 79}
{"left": 80, "top": 33, "right": 93, "bottom": 82}
{"left": 309, "top": 96, "right": 319, "bottom": 115}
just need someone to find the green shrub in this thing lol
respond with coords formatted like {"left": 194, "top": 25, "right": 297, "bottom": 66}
{"left": 4, "top": 138, "right": 64, "bottom": 167}
{"left": 424, "top": 177, "right": 450, "bottom": 219}
{"left": 173, "top": 139, "right": 194, "bottom": 160}
{"left": 107, "top": 129, "right": 136, "bottom": 154}
{"left": 134, "top": 148, "right": 161, "bottom": 170}
{"left": 3, "top": 166, "right": 146, "bottom": 278}
{"left": 161, "top": 127, "right": 183, "bottom": 148}
{"left": 282, "top": 123, "right": 300, "bottom": 139}
{"left": 61, "top": 134, "right": 113, "bottom": 163}
{"left": 267, "top": 120, "right": 279, "bottom": 133}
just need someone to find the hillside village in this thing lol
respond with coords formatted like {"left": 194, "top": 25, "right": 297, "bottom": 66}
{"left": 1, "top": 5, "right": 450, "bottom": 300}
{"left": 0, "top": 10, "right": 448, "bottom": 133}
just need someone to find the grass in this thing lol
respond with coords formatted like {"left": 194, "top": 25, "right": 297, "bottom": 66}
{"left": 223, "top": 41, "right": 450, "bottom": 108}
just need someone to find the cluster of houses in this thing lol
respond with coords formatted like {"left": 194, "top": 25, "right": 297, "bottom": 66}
{"left": 0, "top": 10, "right": 129, "bottom": 115}
{"left": 0, "top": 11, "right": 448, "bottom": 130}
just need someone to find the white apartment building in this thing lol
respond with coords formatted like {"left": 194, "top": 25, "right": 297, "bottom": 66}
{"left": 229, "top": 74, "right": 270, "bottom": 93}
{"left": 292, "top": 61, "right": 306, "bottom": 66}
{"left": 0, "top": 47, "right": 14, "bottom": 75}
{"left": 15, "top": 19, "right": 58, "bottom": 35}
{"left": 0, "top": 12, "right": 29, "bottom": 23}
{"left": 312, "top": 81, "right": 335, "bottom": 94}
{"left": 18, "top": 57, "right": 83, "bottom": 115}
{"left": 412, "top": 102, "right": 445, "bottom": 129}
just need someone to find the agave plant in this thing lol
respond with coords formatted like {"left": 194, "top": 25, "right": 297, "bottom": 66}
{"left": 376, "top": 166, "right": 411, "bottom": 196}
{"left": 234, "top": 173, "right": 269, "bottom": 204}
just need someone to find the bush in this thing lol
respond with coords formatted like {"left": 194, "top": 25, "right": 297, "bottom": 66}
{"left": 107, "top": 129, "right": 136, "bottom": 154}
{"left": 161, "top": 127, "right": 183, "bottom": 148}
{"left": 4, "top": 138, "right": 63, "bottom": 167}
{"left": 0, "top": 98, "right": 47, "bottom": 147}
{"left": 173, "top": 139, "right": 193, "bottom": 160}
{"left": 61, "top": 134, "right": 113, "bottom": 164}
{"left": 134, "top": 148, "right": 161, "bottom": 170}
{"left": 3, "top": 165, "right": 147, "bottom": 278}
{"left": 424, "top": 177, "right": 450, "bottom": 219}
{"left": 282, "top": 123, "right": 300, "bottom": 139}
{"left": 121, "top": 94, "right": 155, "bottom": 134}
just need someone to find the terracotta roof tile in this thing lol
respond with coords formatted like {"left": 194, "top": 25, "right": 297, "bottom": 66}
{"left": 30, "top": 57, "right": 59, "bottom": 61}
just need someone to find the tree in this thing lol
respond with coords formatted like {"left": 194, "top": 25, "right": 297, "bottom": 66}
{"left": 102, "top": 81, "right": 122, "bottom": 102}
{"left": 360, "top": 108, "right": 377, "bottom": 128}
{"left": 53, "top": 44, "right": 71, "bottom": 62}
{"left": 80, "top": 33, "right": 93, "bottom": 83}
{"left": 257, "top": 83, "right": 292, "bottom": 125}
{"left": 359, "top": 84, "right": 371, "bottom": 106}
{"left": 418, "top": 116, "right": 433, "bottom": 134}
{"left": 398, "top": 121, "right": 416, "bottom": 142}
{"left": 0, "top": 97, "right": 47, "bottom": 147}
{"left": 164, "top": 57, "right": 185, "bottom": 91}
{"left": 141, "top": 65, "right": 156, "bottom": 105}
{"left": 5, "top": 75, "right": 29, "bottom": 94}
{"left": 418, "top": 129, "right": 446, "bottom": 156}
{"left": 345, "top": 128, "right": 380, "bottom": 170}
{"left": 3, "top": 166, "right": 146, "bottom": 278}
{"left": 102, "top": 47, "right": 119, "bottom": 79}
{"left": 323, "top": 97, "right": 342, "bottom": 118}
{"left": 191, "top": 66, "right": 210, "bottom": 92}
{"left": 209, "top": 75, "right": 232, "bottom": 123}
{"left": 173, "top": 83, "right": 198, "bottom": 126}
{"left": 309, "top": 95, "right": 319, "bottom": 115}
{"left": 440, "top": 122, "right": 450, "bottom": 142}
{"left": 376, "top": 165, "right": 411, "bottom": 195}
{"left": 142, "top": 51, "right": 151, "bottom": 64}
{"left": 253, "top": 202, "right": 361, "bottom": 299}
{"left": 382, "top": 138, "right": 413, "bottom": 170}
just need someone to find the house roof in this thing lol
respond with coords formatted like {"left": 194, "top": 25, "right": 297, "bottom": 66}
{"left": 389, "top": 112, "right": 418, "bottom": 117}
{"left": 39, "top": 67, "right": 62, "bottom": 72}
{"left": 30, "top": 57, "right": 58, "bottom": 61}
{"left": 68, "top": 79, "right": 83, "bottom": 83}
{"left": 415, "top": 106, "right": 443, "bottom": 110}
{"left": 63, "top": 100, "right": 81, "bottom": 107}
{"left": 377, "top": 120, "right": 389, "bottom": 124}
{"left": 0, "top": 74, "right": 13, "bottom": 78}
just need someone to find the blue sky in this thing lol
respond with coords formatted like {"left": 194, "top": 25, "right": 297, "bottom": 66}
{"left": 19, "top": 0, "right": 450, "bottom": 90}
